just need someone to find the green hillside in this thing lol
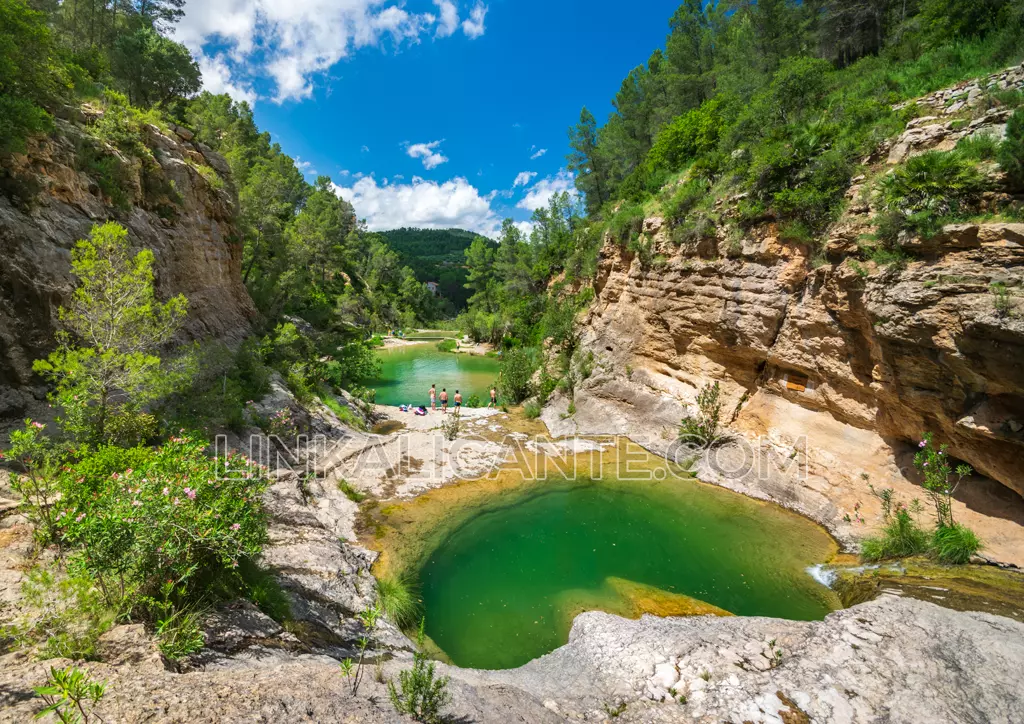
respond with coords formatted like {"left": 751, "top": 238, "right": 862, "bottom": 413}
{"left": 378, "top": 228, "right": 494, "bottom": 311}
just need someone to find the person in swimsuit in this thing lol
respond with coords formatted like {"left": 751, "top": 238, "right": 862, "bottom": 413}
{"left": 489, "top": 386, "right": 497, "bottom": 408}
{"left": 429, "top": 384, "right": 436, "bottom": 411}
{"left": 440, "top": 388, "right": 448, "bottom": 413}
{"left": 454, "top": 390, "right": 462, "bottom": 409}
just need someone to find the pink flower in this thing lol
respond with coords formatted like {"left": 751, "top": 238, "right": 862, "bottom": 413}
{"left": 75, "top": 513, "right": 85, "bottom": 523}
{"left": 918, "top": 440, "right": 927, "bottom": 448}
{"left": 125, "top": 468, "right": 133, "bottom": 475}
{"left": 173, "top": 498, "right": 180, "bottom": 506}
{"left": 231, "top": 523, "right": 240, "bottom": 531}
{"left": 162, "top": 487, "right": 169, "bottom": 496}
{"left": 31, "top": 421, "right": 44, "bottom": 430}
{"left": 132, "top": 499, "right": 142, "bottom": 507}
{"left": 186, "top": 489, "right": 196, "bottom": 500}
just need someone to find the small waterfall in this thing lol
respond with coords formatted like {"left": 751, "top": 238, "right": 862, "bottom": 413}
{"left": 806, "top": 564, "right": 837, "bottom": 587}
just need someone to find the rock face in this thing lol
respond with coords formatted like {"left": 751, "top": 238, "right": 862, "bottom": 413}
{"left": 546, "top": 82, "right": 1024, "bottom": 564}
{"left": 0, "top": 113, "right": 257, "bottom": 416}
{"left": 2, "top": 596, "right": 1022, "bottom": 723}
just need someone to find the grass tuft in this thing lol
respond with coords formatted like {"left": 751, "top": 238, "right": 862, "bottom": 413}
{"left": 376, "top": 575, "right": 422, "bottom": 630}
{"left": 931, "top": 524, "right": 982, "bottom": 564}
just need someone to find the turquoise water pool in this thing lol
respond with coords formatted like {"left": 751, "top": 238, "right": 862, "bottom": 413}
{"left": 372, "top": 345, "right": 500, "bottom": 407}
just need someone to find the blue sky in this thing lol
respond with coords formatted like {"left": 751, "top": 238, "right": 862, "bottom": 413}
{"left": 174, "top": 0, "right": 681, "bottom": 236}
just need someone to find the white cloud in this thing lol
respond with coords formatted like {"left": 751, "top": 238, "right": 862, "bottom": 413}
{"left": 333, "top": 175, "right": 502, "bottom": 237}
{"left": 512, "top": 220, "right": 535, "bottom": 239}
{"left": 434, "top": 0, "right": 459, "bottom": 38}
{"left": 175, "top": 0, "right": 482, "bottom": 104}
{"left": 530, "top": 147, "right": 547, "bottom": 160}
{"left": 360, "top": 145, "right": 370, "bottom": 153}
{"left": 195, "top": 52, "right": 258, "bottom": 105}
{"left": 512, "top": 171, "right": 536, "bottom": 187}
{"left": 462, "top": 2, "right": 487, "bottom": 38}
{"left": 406, "top": 140, "right": 449, "bottom": 170}
{"left": 294, "top": 156, "right": 317, "bottom": 176}
{"left": 517, "top": 170, "right": 577, "bottom": 212}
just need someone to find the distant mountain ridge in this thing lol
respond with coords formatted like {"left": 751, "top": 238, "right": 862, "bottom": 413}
{"left": 377, "top": 227, "right": 494, "bottom": 310}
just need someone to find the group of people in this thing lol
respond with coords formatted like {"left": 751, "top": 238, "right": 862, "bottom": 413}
{"left": 426, "top": 383, "right": 497, "bottom": 413}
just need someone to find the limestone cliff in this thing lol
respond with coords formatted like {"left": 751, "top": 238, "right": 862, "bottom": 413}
{"left": 547, "top": 65, "right": 1024, "bottom": 564}
{"left": 0, "top": 109, "right": 256, "bottom": 417}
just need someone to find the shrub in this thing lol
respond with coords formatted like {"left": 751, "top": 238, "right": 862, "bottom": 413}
{"left": 663, "top": 179, "right": 710, "bottom": 223}
{"left": 337, "top": 478, "right": 367, "bottom": 503}
{"left": 536, "top": 370, "right": 559, "bottom": 405}
{"left": 931, "top": 523, "right": 982, "bottom": 564}
{"left": 523, "top": 401, "right": 542, "bottom": 419}
{"left": 265, "top": 408, "right": 299, "bottom": 440}
{"left": 956, "top": 132, "right": 1001, "bottom": 161}
{"left": 647, "top": 98, "right": 728, "bottom": 177}
{"left": 913, "top": 433, "right": 972, "bottom": 528}
{"left": 860, "top": 506, "right": 930, "bottom": 561}
{"left": 679, "top": 381, "right": 724, "bottom": 447}
{"left": 607, "top": 203, "right": 645, "bottom": 245}
{"left": 54, "top": 434, "right": 270, "bottom": 610}
{"left": 673, "top": 211, "right": 717, "bottom": 245}
{"left": 78, "top": 145, "right": 134, "bottom": 210}
{"left": 3, "top": 566, "right": 116, "bottom": 660}
{"left": 388, "top": 621, "right": 452, "bottom": 724}
{"left": 466, "top": 394, "right": 482, "bottom": 408}
{"left": 237, "top": 559, "right": 291, "bottom": 623}
{"left": 5, "top": 420, "right": 68, "bottom": 545}
{"left": 440, "top": 409, "right": 462, "bottom": 441}
{"left": 284, "top": 362, "right": 316, "bottom": 404}
{"left": 145, "top": 582, "right": 206, "bottom": 659}
{"left": 876, "top": 151, "right": 986, "bottom": 238}
{"left": 991, "top": 281, "right": 1015, "bottom": 317}
{"left": 497, "top": 348, "right": 536, "bottom": 404}
{"left": 436, "top": 338, "right": 457, "bottom": 353}
{"left": 999, "top": 108, "right": 1024, "bottom": 190}
{"left": 34, "top": 665, "right": 106, "bottom": 724}
{"left": 376, "top": 575, "right": 421, "bottom": 630}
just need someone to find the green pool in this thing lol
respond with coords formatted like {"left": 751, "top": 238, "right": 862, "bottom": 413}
{"left": 417, "top": 477, "right": 839, "bottom": 670}
{"left": 372, "top": 344, "right": 500, "bottom": 407}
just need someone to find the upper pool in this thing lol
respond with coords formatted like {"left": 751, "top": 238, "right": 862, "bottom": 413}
{"left": 372, "top": 344, "right": 500, "bottom": 407}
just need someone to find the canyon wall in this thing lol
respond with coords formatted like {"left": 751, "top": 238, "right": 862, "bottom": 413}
{"left": 0, "top": 111, "right": 257, "bottom": 417}
{"left": 546, "top": 69, "right": 1024, "bottom": 561}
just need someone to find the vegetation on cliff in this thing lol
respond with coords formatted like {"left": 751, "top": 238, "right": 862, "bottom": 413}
{"left": 1, "top": 0, "right": 468, "bottom": 431}
{"left": 465, "top": 0, "right": 1024, "bottom": 412}
{"left": 3, "top": 223, "right": 274, "bottom": 662}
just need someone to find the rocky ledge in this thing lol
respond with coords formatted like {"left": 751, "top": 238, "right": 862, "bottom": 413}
{"left": 1, "top": 595, "right": 1022, "bottom": 723}
{"left": 3, "top": 387, "right": 1024, "bottom": 722}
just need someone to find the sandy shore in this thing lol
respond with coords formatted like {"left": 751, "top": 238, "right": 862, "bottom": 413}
{"left": 379, "top": 334, "right": 495, "bottom": 356}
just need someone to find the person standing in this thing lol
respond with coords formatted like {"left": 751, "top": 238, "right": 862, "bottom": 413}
{"left": 429, "top": 384, "right": 437, "bottom": 411}
{"left": 440, "top": 387, "right": 449, "bottom": 413}
{"left": 454, "top": 390, "right": 462, "bottom": 409}
{"left": 489, "top": 386, "right": 497, "bottom": 408}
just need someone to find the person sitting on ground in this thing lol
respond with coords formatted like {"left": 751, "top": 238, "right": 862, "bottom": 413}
{"left": 440, "top": 388, "right": 449, "bottom": 413}
{"left": 415, "top": 406, "right": 427, "bottom": 416}
{"left": 454, "top": 390, "right": 462, "bottom": 409}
